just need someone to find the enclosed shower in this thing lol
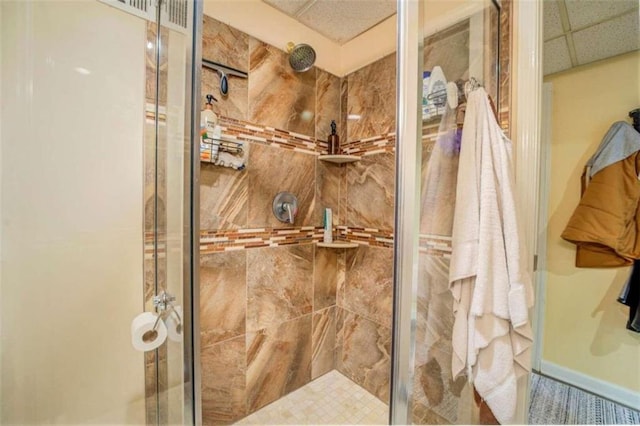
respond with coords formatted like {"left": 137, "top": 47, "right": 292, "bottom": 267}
{"left": 196, "top": 0, "right": 507, "bottom": 424}
{"left": 0, "top": 0, "right": 518, "bottom": 425}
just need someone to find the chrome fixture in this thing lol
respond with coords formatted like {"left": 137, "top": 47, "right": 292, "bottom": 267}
{"left": 286, "top": 42, "right": 316, "bottom": 72}
{"left": 153, "top": 290, "right": 176, "bottom": 311}
{"left": 151, "top": 291, "right": 180, "bottom": 332}
{"left": 272, "top": 192, "right": 298, "bottom": 224}
{"left": 202, "top": 59, "right": 248, "bottom": 97}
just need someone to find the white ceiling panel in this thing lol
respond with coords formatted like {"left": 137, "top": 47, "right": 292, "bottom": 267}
{"left": 572, "top": 11, "right": 640, "bottom": 65}
{"left": 262, "top": 0, "right": 396, "bottom": 45}
{"left": 544, "top": 36, "right": 573, "bottom": 75}
{"left": 263, "top": 0, "right": 310, "bottom": 16}
{"left": 297, "top": 0, "right": 396, "bottom": 44}
{"left": 544, "top": 0, "right": 565, "bottom": 41}
{"left": 564, "top": 0, "right": 638, "bottom": 30}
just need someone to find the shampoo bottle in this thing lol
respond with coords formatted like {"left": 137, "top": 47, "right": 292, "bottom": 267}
{"left": 201, "top": 94, "right": 218, "bottom": 137}
{"left": 328, "top": 120, "right": 340, "bottom": 155}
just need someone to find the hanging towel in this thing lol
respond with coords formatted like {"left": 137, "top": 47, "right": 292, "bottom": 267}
{"left": 449, "top": 87, "right": 534, "bottom": 424}
{"left": 420, "top": 105, "right": 461, "bottom": 236}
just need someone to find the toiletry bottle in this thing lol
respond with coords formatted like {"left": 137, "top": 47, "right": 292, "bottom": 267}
{"left": 323, "top": 208, "right": 333, "bottom": 244}
{"left": 328, "top": 120, "right": 340, "bottom": 155}
{"left": 201, "top": 94, "right": 218, "bottom": 137}
{"left": 201, "top": 94, "right": 219, "bottom": 160}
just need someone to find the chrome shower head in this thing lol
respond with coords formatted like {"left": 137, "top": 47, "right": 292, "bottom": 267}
{"left": 287, "top": 42, "right": 316, "bottom": 73}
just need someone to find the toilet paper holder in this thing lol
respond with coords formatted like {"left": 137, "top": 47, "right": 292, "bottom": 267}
{"left": 151, "top": 291, "right": 182, "bottom": 332}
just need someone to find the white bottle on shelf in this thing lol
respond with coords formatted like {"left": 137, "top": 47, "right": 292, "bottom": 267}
{"left": 323, "top": 208, "right": 333, "bottom": 244}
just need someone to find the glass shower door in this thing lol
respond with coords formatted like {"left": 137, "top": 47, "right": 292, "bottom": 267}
{"left": 145, "top": 0, "right": 198, "bottom": 424}
{"left": 0, "top": 0, "right": 197, "bottom": 424}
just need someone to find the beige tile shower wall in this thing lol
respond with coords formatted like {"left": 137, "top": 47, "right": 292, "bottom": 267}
{"left": 199, "top": 16, "right": 342, "bottom": 232}
{"left": 199, "top": 16, "right": 344, "bottom": 425}
{"left": 200, "top": 244, "right": 342, "bottom": 424}
{"left": 345, "top": 53, "right": 397, "bottom": 143}
{"left": 332, "top": 52, "right": 397, "bottom": 405}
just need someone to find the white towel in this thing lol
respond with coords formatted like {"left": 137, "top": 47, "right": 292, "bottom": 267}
{"left": 449, "top": 87, "right": 534, "bottom": 424}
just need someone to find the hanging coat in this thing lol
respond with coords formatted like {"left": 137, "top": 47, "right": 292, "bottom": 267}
{"left": 449, "top": 87, "right": 534, "bottom": 424}
{"left": 561, "top": 123, "right": 640, "bottom": 267}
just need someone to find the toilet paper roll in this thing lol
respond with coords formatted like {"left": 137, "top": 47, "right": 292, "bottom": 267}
{"left": 131, "top": 312, "right": 167, "bottom": 352}
{"left": 166, "top": 306, "right": 183, "bottom": 342}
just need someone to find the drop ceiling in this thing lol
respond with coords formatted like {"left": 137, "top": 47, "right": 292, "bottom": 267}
{"left": 262, "top": 0, "right": 397, "bottom": 45}
{"left": 263, "top": 0, "right": 638, "bottom": 73}
{"left": 543, "top": 0, "right": 639, "bottom": 75}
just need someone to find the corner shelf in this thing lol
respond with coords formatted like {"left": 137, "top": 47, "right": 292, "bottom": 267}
{"left": 318, "top": 155, "right": 361, "bottom": 164}
{"left": 315, "top": 241, "right": 359, "bottom": 249}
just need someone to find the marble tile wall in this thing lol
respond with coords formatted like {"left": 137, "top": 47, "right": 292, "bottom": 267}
{"left": 198, "top": 16, "right": 399, "bottom": 425}
{"left": 200, "top": 244, "right": 345, "bottom": 424}
{"left": 345, "top": 53, "right": 397, "bottom": 143}
{"left": 199, "top": 17, "right": 342, "bottom": 233}
{"left": 246, "top": 314, "right": 313, "bottom": 412}
{"left": 246, "top": 245, "right": 313, "bottom": 330}
{"left": 346, "top": 152, "right": 395, "bottom": 230}
{"left": 332, "top": 245, "right": 393, "bottom": 404}
{"left": 412, "top": 253, "right": 473, "bottom": 425}
{"left": 327, "top": 53, "right": 397, "bottom": 405}
{"left": 340, "top": 246, "right": 393, "bottom": 329}
{"left": 247, "top": 144, "right": 318, "bottom": 228}
{"left": 202, "top": 15, "right": 249, "bottom": 120}
{"left": 249, "top": 39, "right": 316, "bottom": 136}
{"left": 335, "top": 307, "right": 392, "bottom": 403}
{"left": 316, "top": 70, "right": 342, "bottom": 144}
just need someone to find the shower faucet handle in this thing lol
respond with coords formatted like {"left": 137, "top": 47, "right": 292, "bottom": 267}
{"left": 272, "top": 192, "right": 298, "bottom": 225}
{"left": 283, "top": 202, "right": 295, "bottom": 224}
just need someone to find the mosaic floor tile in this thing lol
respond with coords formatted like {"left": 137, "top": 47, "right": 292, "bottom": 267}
{"left": 234, "top": 370, "right": 388, "bottom": 425}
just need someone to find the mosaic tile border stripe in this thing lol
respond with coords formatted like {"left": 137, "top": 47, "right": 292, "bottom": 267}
{"left": 199, "top": 116, "right": 396, "bottom": 163}
{"left": 199, "top": 117, "right": 325, "bottom": 164}
{"left": 145, "top": 228, "right": 453, "bottom": 258}
{"left": 335, "top": 225, "right": 394, "bottom": 249}
{"left": 341, "top": 134, "right": 396, "bottom": 156}
{"left": 145, "top": 103, "right": 167, "bottom": 123}
{"left": 199, "top": 226, "right": 324, "bottom": 253}
{"left": 418, "top": 233, "right": 452, "bottom": 258}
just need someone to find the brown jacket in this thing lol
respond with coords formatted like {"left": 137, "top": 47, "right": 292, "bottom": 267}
{"left": 561, "top": 152, "right": 640, "bottom": 267}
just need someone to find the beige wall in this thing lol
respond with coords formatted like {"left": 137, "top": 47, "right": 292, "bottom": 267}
{"left": 543, "top": 51, "right": 640, "bottom": 393}
{"left": 1, "top": 1, "right": 147, "bottom": 423}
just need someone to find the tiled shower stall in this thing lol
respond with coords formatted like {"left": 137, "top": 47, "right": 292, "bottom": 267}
{"left": 198, "top": 15, "right": 397, "bottom": 424}
{"left": 197, "top": 1, "right": 510, "bottom": 424}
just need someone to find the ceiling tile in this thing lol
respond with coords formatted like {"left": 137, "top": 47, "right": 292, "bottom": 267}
{"left": 564, "top": 0, "right": 638, "bottom": 30}
{"left": 544, "top": 36, "right": 573, "bottom": 75}
{"left": 263, "top": 0, "right": 310, "bottom": 16}
{"left": 544, "top": 1, "right": 565, "bottom": 41}
{"left": 572, "top": 11, "right": 640, "bottom": 65}
{"left": 296, "top": 0, "right": 396, "bottom": 44}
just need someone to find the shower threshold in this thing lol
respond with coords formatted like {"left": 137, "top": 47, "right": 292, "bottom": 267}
{"left": 234, "top": 370, "right": 388, "bottom": 425}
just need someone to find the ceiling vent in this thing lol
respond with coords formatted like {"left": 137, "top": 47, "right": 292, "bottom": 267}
{"left": 99, "top": 0, "right": 189, "bottom": 33}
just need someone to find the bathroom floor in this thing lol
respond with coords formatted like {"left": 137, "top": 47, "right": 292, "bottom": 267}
{"left": 234, "top": 370, "right": 388, "bottom": 425}
{"left": 528, "top": 373, "right": 640, "bottom": 425}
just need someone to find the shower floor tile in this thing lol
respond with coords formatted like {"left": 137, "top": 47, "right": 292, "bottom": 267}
{"left": 234, "top": 370, "right": 388, "bottom": 425}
